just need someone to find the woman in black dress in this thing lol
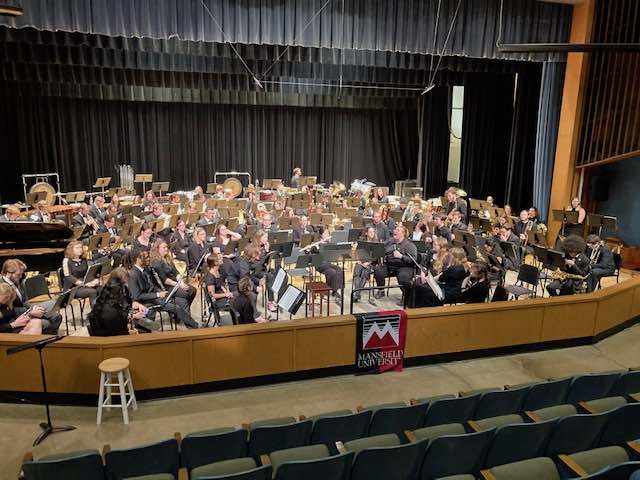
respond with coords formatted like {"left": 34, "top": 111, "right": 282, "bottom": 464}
{"left": 88, "top": 268, "right": 147, "bottom": 336}
{"left": 231, "top": 277, "right": 268, "bottom": 324}
{"left": 187, "top": 227, "right": 211, "bottom": 274}
{"left": 412, "top": 248, "right": 469, "bottom": 307}
{"left": 150, "top": 240, "right": 196, "bottom": 309}
{"left": 62, "top": 240, "right": 99, "bottom": 307}
{"left": 169, "top": 219, "right": 190, "bottom": 263}
{"left": 132, "top": 223, "right": 154, "bottom": 253}
{"left": 203, "top": 256, "right": 233, "bottom": 309}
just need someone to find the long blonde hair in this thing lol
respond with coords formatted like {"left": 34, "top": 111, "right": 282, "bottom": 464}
{"left": 64, "top": 240, "right": 85, "bottom": 259}
{"left": 149, "top": 240, "right": 174, "bottom": 268}
{"left": 0, "top": 283, "right": 16, "bottom": 308}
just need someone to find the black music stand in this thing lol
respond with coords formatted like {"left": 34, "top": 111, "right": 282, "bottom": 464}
{"left": 6, "top": 336, "right": 76, "bottom": 446}
{"left": 320, "top": 244, "right": 354, "bottom": 314}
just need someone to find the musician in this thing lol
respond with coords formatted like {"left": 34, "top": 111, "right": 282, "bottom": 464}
{"left": 528, "top": 207, "right": 540, "bottom": 225}
{"left": 193, "top": 185, "right": 206, "bottom": 202}
{"left": 498, "top": 224, "right": 521, "bottom": 245}
{"left": 411, "top": 222, "right": 428, "bottom": 241}
{"left": 352, "top": 227, "right": 379, "bottom": 302}
{"left": 231, "top": 277, "right": 268, "bottom": 324}
{"left": 150, "top": 240, "right": 196, "bottom": 309}
{"left": 565, "top": 197, "right": 586, "bottom": 237}
{"left": 481, "top": 237, "right": 506, "bottom": 283}
{"left": 169, "top": 219, "right": 190, "bottom": 262}
{"left": 89, "top": 196, "right": 107, "bottom": 224}
{"left": 62, "top": 240, "right": 99, "bottom": 307}
{"left": 142, "top": 190, "right": 157, "bottom": 211}
{"left": 425, "top": 237, "right": 450, "bottom": 274}
{"left": 411, "top": 248, "right": 468, "bottom": 307}
{"left": 29, "top": 200, "right": 52, "bottom": 222}
{"left": 228, "top": 242, "right": 261, "bottom": 293}
{"left": 259, "top": 213, "right": 278, "bottom": 233}
{"left": 449, "top": 209, "right": 467, "bottom": 233}
{"left": 213, "top": 185, "right": 225, "bottom": 199}
{"left": 197, "top": 207, "right": 221, "bottom": 226}
{"left": 445, "top": 187, "right": 468, "bottom": 223}
{"left": 585, "top": 235, "right": 615, "bottom": 292}
{"left": 203, "top": 256, "right": 233, "bottom": 310}
{"left": 380, "top": 206, "right": 396, "bottom": 231}
{"left": 433, "top": 213, "right": 452, "bottom": 244}
{"left": 0, "top": 206, "right": 21, "bottom": 222}
{"left": 373, "top": 187, "right": 387, "bottom": 203}
{"left": 252, "top": 230, "right": 279, "bottom": 312}
{"left": 128, "top": 249, "right": 199, "bottom": 329}
{"left": 460, "top": 262, "right": 490, "bottom": 304}
{"left": 0, "top": 259, "right": 61, "bottom": 334}
{"left": 87, "top": 268, "right": 148, "bottom": 336}
{"left": 368, "top": 211, "right": 390, "bottom": 242}
{"left": 187, "top": 227, "right": 211, "bottom": 274}
{"left": 292, "top": 215, "right": 315, "bottom": 243}
{"left": 546, "top": 235, "right": 591, "bottom": 297}
{"left": 97, "top": 214, "right": 126, "bottom": 267}
{"left": 503, "top": 204, "right": 513, "bottom": 219}
{"left": 514, "top": 210, "right": 532, "bottom": 240}
{"left": 0, "top": 283, "right": 42, "bottom": 334}
{"left": 132, "top": 223, "right": 153, "bottom": 252}
{"left": 291, "top": 167, "right": 302, "bottom": 188}
{"left": 109, "top": 194, "right": 123, "bottom": 216}
{"left": 373, "top": 225, "right": 417, "bottom": 301}
{"left": 144, "top": 203, "right": 168, "bottom": 224}
{"left": 72, "top": 203, "right": 96, "bottom": 240}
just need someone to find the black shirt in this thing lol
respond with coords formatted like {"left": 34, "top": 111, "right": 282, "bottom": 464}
{"left": 62, "top": 257, "right": 89, "bottom": 289}
{"left": 187, "top": 242, "right": 210, "bottom": 272}
{"left": 231, "top": 293, "right": 256, "bottom": 324}
{"left": 203, "top": 271, "right": 225, "bottom": 295}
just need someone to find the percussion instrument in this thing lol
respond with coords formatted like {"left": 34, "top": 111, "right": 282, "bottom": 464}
{"left": 29, "top": 182, "right": 56, "bottom": 206}
{"left": 222, "top": 178, "right": 243, "bottom": 198}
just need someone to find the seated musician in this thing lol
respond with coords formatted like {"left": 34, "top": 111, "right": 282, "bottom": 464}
{"left": 169, "top": 219, "right": 190, "bottom": 263}
{"left": 546, "top": 235, "right": 591, "bottom": 297}
{"left": 150, "top": 240, "right": 196, "bottom": 310}
{"left": 432, "top": 213, "right": 452, "bottom": 244}
{"left": 528, "top": 207, "right": 540, "bottom": 225}
{"left": 252, "top": 230, "right": 279, "bottom": 312}
{"left": 0, "top": 206, "right": 21, "bottom": 222}
{"left": 144, "top": 203, "right": 168, "bottom": 224}
{"left": 292, "top": 215, "right": 315, "bottom": 243}
{"left": 193, "top": 185, "right": 206, "bottom": 202}
{"left": 95, "top": 214, "right": 126, "bottom": 267}
{"left": 213, "top": 185, "right": 225, "bottom": 199}
{"left": 380, "top": 206, "right": 396, "bottom": 231}
{"left": 187, "top": 227, "right": 211, "bottom": 274}
{"left": 503, "top": 204, "right": 513, "bottom": 218}
{"left": 411, "top": 222, "right": 428, "bottom": 241}
{"left": 513, "top": 210, "right": 531, "bottom": 240}
{"left": 460, "top": 262, "right": 490, "bottom": 304}
{"left": 445, "top": 187, "right": 468, "bottom": 223}
{"left": 231, "top": 277, "right": 268, "bottom": 324}
{"left": 88, "top": 268, "right": 148, "bottom": 336}
{"left": 498, "top": 223, "right": 521, "bottom": 245}
{"left": 291, "top": 167, "right": 302, "bottom": 188}
{"left": 62, "top": 240, "right": 99, "bottom": 307}
{"left": 259, "top": 213, "right": 278, "bottom": 233}
{"left": 109, "top": 194, "right": 123, "bottom": 217}
{"left": 424, "top": 236, "right": 449, "bottom": 273}
{"left": 352, "top": 227, "right": 379, "bottom": 302}
{"left": 132, "top": 223, "right": 154, "bottom": 252}
{"left": 29, "top": 200, "right": 52, "bottom": 222}
{"left": 211, "top": 224, "right": 242, "bottom": 252}
{"left": 128, "top": 249, "right": 199, "bottom": 330}
{"left": 89, "top": 196, "right": 107, "bottom": 225}
{"left": 368, "top": 211, "right": 390, "bottom": 242}
{"left": 0, "top": 283, "right": 42, "bottom": 335}
{"left": 480, "top": 196, "right": 494, "bottom": 219}
{"left": 497, "top": 224, "right": 521, "bottom": 270}
{"left": 228, "top": 242, "right": 261, "bottom": 293}
{"left": 412, "top": 248, "right": 468, "bottom": 307}
{"left": 142, "top": 190, "right": 157, "bottom": 211}
{"left": 204, "top": 256, "right": 233, "bottom": 309}
{"left": 373, "top": 187, "right": 387, "bottom": 203}
{"left": 72, "top": 203, "right": 97, "bottom": 240}
{"left": 449, "top": 209, "right": 467, "bottom": 233}
{"left": 197, "top": 207, "right": 220, "bottom": 226}
{"left": 1, "top": 259, "right": 61, "bottom": 334}
{"left": 374, "top": 225, "right": 417, "bottom": 301}
{"left": 585, "top": 235, "right": 615, "bottom": 292}
{"left": 480, "top": 236, "right": 506, "bottom": 283}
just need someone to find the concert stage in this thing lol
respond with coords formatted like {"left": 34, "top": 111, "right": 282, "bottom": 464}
{"left": 1, "top": 277, "right": 639, "bottom": 405}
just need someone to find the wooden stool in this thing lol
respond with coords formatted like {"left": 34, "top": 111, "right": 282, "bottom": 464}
{"left": 306, "top": 281, "right": 331, "bottom": 317}
{"left": 97, "top": 357, "right": 137, "bottom": 425}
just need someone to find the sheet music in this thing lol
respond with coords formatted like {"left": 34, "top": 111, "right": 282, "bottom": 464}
{"left": 426, "top": 271, "right": 445, "bottom": 301}
{"left": 271, "top": 268, "right": 287, "bottom": 294}
{"left": 278, "top": 285, "right": 304, "bottom": 314}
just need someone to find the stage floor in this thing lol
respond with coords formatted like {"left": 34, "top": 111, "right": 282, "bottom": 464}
{"left": 2, "top": 322, "right": 639, "bottom": 478}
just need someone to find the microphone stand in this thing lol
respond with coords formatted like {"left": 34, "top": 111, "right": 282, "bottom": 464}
{"left": 7, "top": 336, "right": 76, "bottom": 446}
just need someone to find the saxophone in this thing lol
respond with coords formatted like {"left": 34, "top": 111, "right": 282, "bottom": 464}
{"left": 550, "top": 269, "right": 587, "bottom": 281}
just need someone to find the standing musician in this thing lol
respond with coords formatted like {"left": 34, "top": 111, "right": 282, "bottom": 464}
{"left": 88, "top": 268, "right": 148, "bottom": 336}
{"left": 252, "top": 230, "right": 279, "bottom": 312}
{"left": 127, "top": 249, "right": 199, "bottom": 330}
{"left": 187, "top": 227, "right": 211, "bottom": 274}
{"left": 565, "top": 197, "right": 587, "bottom": 237}
{"left": 585, "top": 235, "right": 615, "bottom": 292}
{"left": 0, "top": 206, "right": 21, "bottom": 222}
{"left": 352, "top": 227, "right": 379, "bottom": 303}
{"left": 291, "top": 167, "right": 302, "bottom": 188}
{"left": 546, "top": 235, "right": 591, "bottom": 297}
{"left": 445, "top": 187, "right": 468, "bottom": 223}
{"left": 29, "top": 201, "right": 52, "bottom": 222}
{"left": 62, "top": 240, "right": 99, "bottom": 307}
{"left": 150, "top": 240, "right": 196, "bottom": 310}
{"left": 89, "top": 196, "right": 107, "bottom": 224}
{"left": 133, "top": 223, "right": 154, "bottom": 253}
{"left": 169, "top": 219, "right": 190, "bottom": 263}
{"left": 373, "top": 225, "right": 417, "bottom": 301}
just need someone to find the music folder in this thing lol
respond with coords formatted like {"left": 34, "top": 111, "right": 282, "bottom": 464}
{"left": 277, "top": 285, "right": 305, "bottom": 315}
{"left": 82, "top": 263, "right": 102, "bottom": 284}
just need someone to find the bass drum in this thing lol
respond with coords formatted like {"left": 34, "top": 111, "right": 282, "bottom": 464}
{"left": 29, "top": 182, "right": 56, "bottom": 206}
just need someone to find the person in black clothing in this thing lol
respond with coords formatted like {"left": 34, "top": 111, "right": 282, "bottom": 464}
{"left": 585, "top": 235, "right": 616, "bottom": 292}
{"left": 170, "top": 219, "right": 191, "bottom": 263}
{"left": 204, "top": 256, "right": 234, "bottom": 310}
{"left": 231, "top": 277, "right": 268, "bottom": 324}
{"left": 187, "top": 227, "right": 211, "bottom": 274}
{"left": 127, "top": 249, "right": 199, "bottom": 330}
{"left": 445, "top": 187, "right": 468, "bottom": 223}
{"left": 433, "top": 213, "right": 452, "bottom": 244}
{"left": 132, "top": 223, "right": 153, "bottom": 253}
{"left": 352, "top": 227, "right": 379, "bottom": 302}
{"left": 62, "top": 240, "right": 99, "bottom": 307}
{"left": 88, "top": 268, "right": 148, "bottom": 336}
{"left": 292, "top": 216, "right": 316, "bottom": 244}
{"left": 513, "top": 210, "right": 532, "bottom": 241}
{"left": 449, "top": 209, "right": 467, "bottom": 233}
{"left": 411, "top": 248, "right": 469, "bottom": 307}
{"left": 460, "top": 262, "right": 490, "bottom": 304}
{"left": 150, "top": 240, "right": 196, "bottom": 309}
{"left": 72, "top": 203, "right": 96, "bottom": 241}
{"left": 546, "top": 235, "right": 591, "bottom": 296}
{"left": 368, "top": 211, "right": 390, "bottom": 243}
{"left": 374, "top": 225, "right": 418, "bottom": 301}
{"left": 0, "top": 283, "right": 43, "bottom": 334}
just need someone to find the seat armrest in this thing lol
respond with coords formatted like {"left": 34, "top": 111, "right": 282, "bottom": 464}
{"left": 260, "top": 454, "right": 271, "bottom": 466}
{"left": 558, "top": 454, "right": 588, "bottom": 477}
{"left": 578, "top": 401, "right": 596, "bottom": 414}
{"left": 468, "top": 420, "right": 482, "bottom": 432}
{"left": 479, "top": 469, "right": 497, "bottom": 479}
{"left": 524, "top": 411, "right": 542, "bottom": 422}
{"left": 630, "top": 393, "right": 640, "bottom": 402}
{"left": 178, "top": 467, "right": 189, "bottom": 480}
{"left": 404, "top": 430, "right": 417, "bottom": 442}
{"left": 627, "top": 440, "right": 640, "bottom": 456}
{"left": 335, "top": 441, "right": 347, "bottom": 454}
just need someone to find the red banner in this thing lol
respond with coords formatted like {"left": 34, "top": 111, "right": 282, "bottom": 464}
{"left": 355, "top": 310, "right": 407, "bottom": 374}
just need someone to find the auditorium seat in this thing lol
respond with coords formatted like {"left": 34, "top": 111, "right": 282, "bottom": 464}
{"left": 597, "top": 403, "right": 640, "bottom": 446}
{"left": 416, "top": 430, "right": 492, "bottom": 480}
{"left": 308, "top": 410, "right": 371, "bottom": 445}
{"left": 580, "top": 395, "right": 628, "bottom": 413}
{"left": 527, "top": 403, "right": 578, "bottom": 421}
{"left": 520, "top": 377, "right": 572, "bottom": 412}
{"left": 480, "top": 457, "right": 561, "bottom": 480}
{"left": 481, "top": 421, "right": 555, "bottom": 470}
{"left": 408, "top": 423, "right": 466, "bottom": 442}
{"left": 340, "top": 433, "right": 401, "bottom": 453}
{"left": 611, "top": 370, "right": 640, "bottom": 397}
{"left": 469, "top": 414, "right": 523, "bottom": 431}
{"left": 559, "top": 446, "right": 631, "bottom": 477}
{"left": 421, "top": 394, "right": 481, "bottom": 427}
{"left": 346, "top": 439, "right": 426, "bottom": 480}
{"left": 362, "top": 402, "right": 427, "bottom": 436}
{"left": 267, "top": 445, "right": 352, "bottom": 480}
{"left": 472, "top": 386, "right": 529, "bottom": 420}
{"left": 180, "top": 427, "right": 248, "bottom": 474}
{"left": 582, "top": 461, "right": 640, "bottom": 479}
{"left": 22, "top": 449, "right": 104, "bottom": 480}
{"left": 544, "top": 412, "right": 609, "bottom": 458}
{"left": 190, "top": 458, "right": 271, "bottom": 480}
{"left": 104, "top": 438, "right": 180, "bottom": 480}
{"left": 565, "top": 371, "right": 624, "bottom": 404}
{"left": 247, "top": 418, "right": 312, "bottom": 457}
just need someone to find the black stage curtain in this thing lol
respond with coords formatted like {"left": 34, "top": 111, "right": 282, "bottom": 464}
{"left": 505, "top": 64, "right": 542, "bottom": 211}
{"left": 459, "top": 73, "right": 515, "bottom": 205}
{"left": 0, "top": 90, "right": 417, "bottom": 201}
{"left": 419, "top": 86, "right": 451, "bottom": 198}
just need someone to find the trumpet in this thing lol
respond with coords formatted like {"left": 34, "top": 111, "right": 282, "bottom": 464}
{"left": 550, "top": 269, "right": 587, "bottom": 281}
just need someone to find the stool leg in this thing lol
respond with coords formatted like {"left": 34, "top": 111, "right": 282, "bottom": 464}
{"left": 105, "top": 373, "right": 112, "bottom": 411}
{"left": 117, "top": 371, "right": 129, "bottom": 424}
{"left": 125, "top": 368, "right": 138, "bottom": 410}
{"left": 97, "top": 372, "right": 105, "bottom": 425}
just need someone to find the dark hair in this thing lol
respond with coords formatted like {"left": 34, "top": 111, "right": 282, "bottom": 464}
{"left": 140, "top": 222, "right": 152, "bottom": 233}
{"left": 129, "top": 248, "right": 148, "bottom": 264}
{"left": 586, "top": 234, "right": 601, "bottom": 244}
{"left": 87, "top": 267, "right": 132, "bottom": 326}
{"left": 105, "top": 214, "right": 116, "bottom": 224}
{"left": 469, "top": 262, "right": 489, "bottom": 282}
{"left": 563, "top": 235, "right": 586, "bottom": 256}
{"left": 238, "top": 277, "right": 253, "bottom": 296}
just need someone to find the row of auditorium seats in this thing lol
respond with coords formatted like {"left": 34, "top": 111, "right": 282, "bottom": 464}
{"left": 21, "top": 368, "right": 640, "bottom": 480}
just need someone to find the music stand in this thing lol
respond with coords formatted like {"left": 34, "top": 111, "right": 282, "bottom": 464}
{"left": 206, "top": 183, "right": 219, "bottom": 194}
{"left": 552, "top": 210, "right": 578, "bottom": 236}
{"left": 348, "top": 228, "right": 363, "bottom": 242}
{"left": 268, "top": 231, "right": 291, "bottom": 244}
{"left": 300, "top": 233, "right": 318, "bottom": 248}
{"left": 277, "top": 284, "right": 306, "bottom": 319}
{"left": 134, "top": 173, "right": 153, "bottom": 194}
{"left": 547, "top": 249, "right": 566, "bottom": 270}
{"left": 6, "top": 335, "right": 76, "bottom": 445}
{"left": 411, "top": 240, "right": 428, "bottom": 254}
{"left": 93, "top": 177, "right": 111, "bottom": 195}
{"left": 152, "top": 182, "right": 170, "bottom": 195}
{"left": 26, "top": 192, "right": 48, "bottom": 207}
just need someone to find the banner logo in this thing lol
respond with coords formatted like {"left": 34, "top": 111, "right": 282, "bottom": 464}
{"left": 355, "top": 310, "right": 407, "bottom": 375}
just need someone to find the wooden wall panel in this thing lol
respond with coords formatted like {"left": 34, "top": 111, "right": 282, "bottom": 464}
{"left": 45, "top": 347, "right": 103, "bottom": 394}
{"left": 294, "top": 325, "right": 354, "bottom": 371}
{"left": 541, "top": 302, "right": 598, "bottom": 341}
{"left": 595, "top": 289, "right": 634, "bottom": 334}
{"left": 466, "top": 308, "right": 544, "bottom": 350}
{"left": 631, "top": 285, "right": 640, "bottom": 319}
{"left": 405, "top": 313, "right": 470, "bottom": 357}
{"left": 0, "top": 346, "right": 41, "bottom": 392}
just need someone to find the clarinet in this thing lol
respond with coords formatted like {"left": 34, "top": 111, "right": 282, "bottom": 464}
{"left": 149, "top": 267, "right": 166, "bottom": 292}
